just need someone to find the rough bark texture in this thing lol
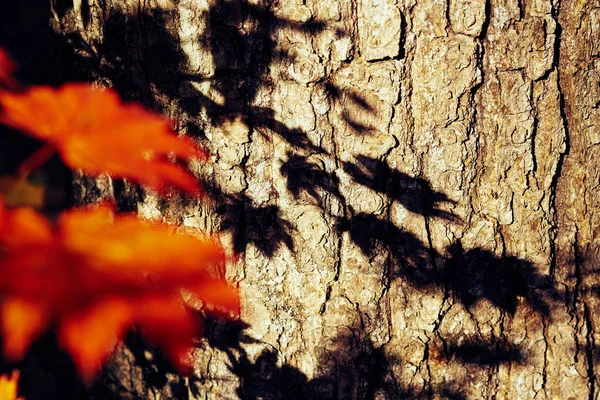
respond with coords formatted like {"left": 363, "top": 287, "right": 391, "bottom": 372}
{"left": 39, "top": 0, "right": 600, "bottom": 398}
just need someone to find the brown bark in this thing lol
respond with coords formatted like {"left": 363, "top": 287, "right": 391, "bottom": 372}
{"left": 39, "top": 0, "right": 600, "bottom": 398}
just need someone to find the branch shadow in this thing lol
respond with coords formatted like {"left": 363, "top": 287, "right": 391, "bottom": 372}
{"left": 276, "top": 149, "right": 560, "bottom": 317}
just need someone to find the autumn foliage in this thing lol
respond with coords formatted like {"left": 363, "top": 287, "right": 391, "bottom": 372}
{"left": 0, "top": 201, "right": 237, "bottom": 378}
{"left": 0, "top": 83, "right": 206, "bottom": 195}
{"left": 0, "top": 370, "right": 22, "bottom": 400}
{"left": 0, "top": 48, "right": 238, "bottom": 392}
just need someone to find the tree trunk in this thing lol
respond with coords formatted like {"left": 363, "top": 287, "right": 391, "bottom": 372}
{"left": 45, "top": 0, "right": 600, "bottom": 398}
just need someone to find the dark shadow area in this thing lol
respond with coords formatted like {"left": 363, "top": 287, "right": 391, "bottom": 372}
{"left": 1, "top": 316, "right": 527, "bottom": 399}
{"left": 444, "top": 337, "right": 526, "bottom": 366}
{"left": 198, "top": 318, "right": 475, "bottom": 400}
{"left": 444, "top": 243, "right": 562, "bottom": 316}
{"left": 323, "top": 82, "right": 380, "bottom": 135}
{"left": 0, "top": 331, "right": 88, "bottom": 400}
{"left": 0, "top": 1, "right": 72, "bottom": 213}
{"left": 49, "top": 0, "right": 337, "bottom": 211}
{"left": 90, "top": 330, "right": 193, "bottom": 400}
{"left": 51, "top": 0, "right": 338, "bottom": 142}
{"left": 0, "top": 129, "right": 71, "bottom": 212}
{"left": 344, "top": 211, "right": 431, "bottom": 272}
{"left": 277, "top": 149, "right": 561, "bottom": 316}
{"left": 343, "top": 211, "right": 561, "bottom": 316}
{"left": 215, "top": 191, "right": 295, "bottom": 257}
{"left": 0, "top": 0, "right": 61, "bottom": 86}
{"left": 204, "top": 316, "right": 311, "bottom": 399}
{"left": 0, "top": 1, "right": 83, "bottom": 397}
{"left": 280, "top": 152, "right": 343, "bottom": 209}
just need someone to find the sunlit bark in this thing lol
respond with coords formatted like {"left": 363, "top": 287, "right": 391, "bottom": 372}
{"left": 51, "top": 0, "right": 600, "bottom": 398}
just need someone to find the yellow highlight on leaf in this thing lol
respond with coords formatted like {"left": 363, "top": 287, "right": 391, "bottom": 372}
{"left": 0, "top": 370, "right": 24, "bottom": 400}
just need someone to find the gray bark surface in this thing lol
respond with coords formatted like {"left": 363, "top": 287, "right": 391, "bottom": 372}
{"left": 47, "top": 0, "right": 600, "bottom": 398}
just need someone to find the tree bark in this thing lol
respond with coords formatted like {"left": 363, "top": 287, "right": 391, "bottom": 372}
{"left": 46, "top": 0, "right": 600, "bottom": 398}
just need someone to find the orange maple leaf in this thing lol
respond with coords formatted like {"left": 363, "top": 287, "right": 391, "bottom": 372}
{"left": 0, "top": 83, "right": 206, "bottom": 195}
{"left": 0, "top": 200, "right": 238, "bottom": 379}
{"left": 0, "top": 48, "right": 17, "bottom": 89}
{"left": 0, "top": 370, "right": 23, "bottom": 400}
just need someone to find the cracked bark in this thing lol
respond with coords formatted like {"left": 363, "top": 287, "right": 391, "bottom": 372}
{"left": 29, "top": 0, "right": 600, "bottom": 398}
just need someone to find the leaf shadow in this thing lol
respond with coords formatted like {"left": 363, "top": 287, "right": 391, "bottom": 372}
{"left": 198, "top": 318, "right": 476, "bottom": 400}
{"left": 280, "top": 152, "right": 343, "bottom": 208}
{"left": 324, "top": 82, "right": 382, "bottom": 136}
{"left": 443, "top": 337, "right": 527, "bottom": 367}
{"left": 339, "top": 211, "right": 562, "bottom": 317}
{"left": 217, "top": 192, "right": 295, "bottom": 257}
{"left": 343, "top": 155, "right": 461, "bottom": 222}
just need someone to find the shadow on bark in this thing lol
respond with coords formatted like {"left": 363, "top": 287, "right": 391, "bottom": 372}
{"left": 50, "top": 1, "right": 335, "bottom": 234}
{"left": 280, "top": 151, "right": 562, "bottom": 316}
{"left": 186, "top": 317, "right": 494, "bottom": 399}
{"left": 344, "top": 212, "right": 561, "bottom": 317}
{"left": 342, "top": 155, "right": 461, "bottom": 222}
{"left": 443, "top": 337, "right": 526, "bottom": 366}
{"left": 217, "top": 192, "right": 296, "bottom": 257}
{"left": 1, "top": 316, "right": 529, "bottom": 399}
{"left": 0, "top": 0, "right": 571, "bottom": 398}
{"left": 88, "top": 331, "right": 195, "bottom": 400}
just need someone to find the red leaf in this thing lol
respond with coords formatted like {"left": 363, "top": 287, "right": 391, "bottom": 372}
{"left": 0, "top": 200, "right": 238, "bottom": 379}
{"left": 0, "top": 48, "right": 17, "bottom": 89}
{"left": 0, "top": 84, "right": 207, "bottom": 195}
